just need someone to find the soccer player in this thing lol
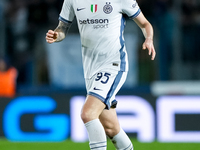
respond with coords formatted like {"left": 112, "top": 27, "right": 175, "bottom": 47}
{"left": 46, "top": 0, "right": 156, "bottom": 149}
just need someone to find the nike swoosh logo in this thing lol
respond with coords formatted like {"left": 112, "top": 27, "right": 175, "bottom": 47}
{"left": 77, "top": 8, "right": 85, "bottom": 11}
{"left": 93, "top": 87, "right": 102, "bottom": 91}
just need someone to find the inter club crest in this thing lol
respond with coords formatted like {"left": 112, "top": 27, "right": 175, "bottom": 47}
{"left": 132, "top": 0, "right": 137, "bottom": 8}
{"left": 103, "top": 2, "right": 113, "bottom": 14}
{"left": 91, "top": 4, "right": 97, "bottom": 13}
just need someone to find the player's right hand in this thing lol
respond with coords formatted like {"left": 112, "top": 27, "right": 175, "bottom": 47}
{"left": 46, "top": 30, "right": 58, "bottom": 44}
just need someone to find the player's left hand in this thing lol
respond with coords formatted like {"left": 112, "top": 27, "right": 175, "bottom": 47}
{"left": 142, "top": 37, "right": 156, "bottom": 60}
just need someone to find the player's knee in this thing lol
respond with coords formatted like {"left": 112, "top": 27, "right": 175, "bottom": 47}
{"left": 104, "top": 127, "right": 119, "bottom": 138}
{"left": 103, "top": 123, "right": 119, "bottom": 138}
{"left": 81, "top": 110, "right": 94, "bottom": 123}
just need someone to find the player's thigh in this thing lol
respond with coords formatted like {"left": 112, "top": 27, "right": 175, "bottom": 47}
{"left": 81, "top": 95, "right": 106, "bottom": 123}
{"left": 99, "top": 108, "right": 120, "bottom": 137}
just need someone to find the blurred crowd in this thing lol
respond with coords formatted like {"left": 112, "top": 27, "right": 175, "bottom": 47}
{"left": 0, "top": 0, "right": 200, "bottom": 92}
{"left": 181, "top": 0, "right": 200, "bottom": 62}
{"left": 0, "top": 57, "right": 17, "bottom": 97}
{"left": 3, "top": 0, "right": 63, "bottom": 86}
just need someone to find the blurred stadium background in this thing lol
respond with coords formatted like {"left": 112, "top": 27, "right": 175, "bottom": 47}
{"left": 0, "top": 0, "right": 200, "bottom": 149}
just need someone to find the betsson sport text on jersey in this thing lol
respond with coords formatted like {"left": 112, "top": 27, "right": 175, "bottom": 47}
{"left": 79, "top": 18, "right": 109, "bottom": 29}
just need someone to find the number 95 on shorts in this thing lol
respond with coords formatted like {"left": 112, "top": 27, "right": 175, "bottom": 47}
{"left": 86, "top": 70, "right": 127, "bottom": 108}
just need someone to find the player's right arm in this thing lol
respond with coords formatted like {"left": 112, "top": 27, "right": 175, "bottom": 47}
{"left": 46, "top": 21, "right": 71, "bottom": 44}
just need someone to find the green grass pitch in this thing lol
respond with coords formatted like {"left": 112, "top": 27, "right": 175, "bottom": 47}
{"left": 0, "top": 138, "right": 200, "bottom": 150}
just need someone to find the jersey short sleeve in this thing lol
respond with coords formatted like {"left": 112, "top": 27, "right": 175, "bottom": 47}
{"left": 59, "top": 0, "right": 75, "bottom": 23}
{"left": 121, "top": 0, "right": 141, "bottom": 19}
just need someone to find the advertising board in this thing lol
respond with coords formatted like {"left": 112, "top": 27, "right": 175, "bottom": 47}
{"left": 0, "top": 94, "right": 200, "bottom": 142}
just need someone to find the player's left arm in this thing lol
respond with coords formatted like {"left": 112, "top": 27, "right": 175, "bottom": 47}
{"left": 133, "top": 12, "right": 156, "bottom": 60}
